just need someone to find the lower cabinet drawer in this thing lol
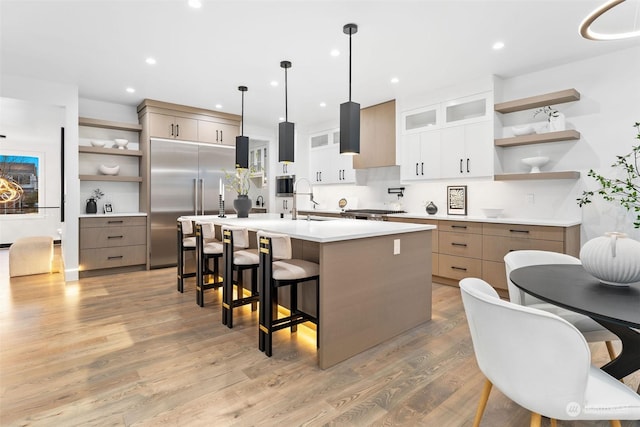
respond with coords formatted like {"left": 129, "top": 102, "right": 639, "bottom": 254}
{"left": 482, "top": 235, "right": 564, "bottom": 262}
{"left": 439, "top": 232, "right": 483, "bottom": 258}
{"left": 437, "top": 254, "right": 482, "bottom": 281}
{"left": 482, "top": 260, "right": 509, "bottom": 291}
{"left": 80, "top": 245, "right": 146, "bottom": 270}
{"left": 80, "top": 226, "right": 146, "bottom": 249}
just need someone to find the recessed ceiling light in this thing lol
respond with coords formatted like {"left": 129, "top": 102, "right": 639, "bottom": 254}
{"left": 330, "top": 49, "right": 340, "bottom": 57}
{"left": 146, "top": 57, "right": 157, "bottom": 65}
{"left": 188, "top": 0, "right": 202, "bottom": 8}
{"left": 215, "top": 104, "right": 223, "bottom": 109}
{"left": 270, "top": 80, "right": 279, "bottom": 87}
{"left": 492, "top": 41, "right": 505, "bottom": 50}
{"left": 278, "top": 117, "right": 285, "bottom": 122}
{"left": 390, "top": 77, "right": 399, "bottom": 84}
{"left": 320, "top": 102, "right": 327, "bottom": 107}
{"left": 126, "top": 87, "right": 135, "bottom": 93}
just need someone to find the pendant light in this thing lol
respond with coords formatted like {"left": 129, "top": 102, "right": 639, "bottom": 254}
{"left": 235, "top": 85, "right": 249, "bottom": 169}
{"left": 340, "top": 23, "right": 360, "bottom": 155}
{"left": 279, "top": 60, "right": 295, "bottom": 163}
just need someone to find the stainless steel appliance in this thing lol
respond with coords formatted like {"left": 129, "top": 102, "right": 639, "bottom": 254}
{"left": 150, "top": 139, "right": 235, "bottom": 268}
{"left": 340, "top": 209, "right": 406, "bottom": 221}
{"left": 275, "top": 175, "right": 295, "bottom": 197}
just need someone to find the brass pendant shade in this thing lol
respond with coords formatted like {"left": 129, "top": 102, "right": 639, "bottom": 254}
{"left": 340, "top": 23, "right": 360, "bottom": 155}
{"left": 278, "top": 60, "right": 295, "bottom": 163}
{"left": 235, "top": 85, "right": 249, "bottom": 169}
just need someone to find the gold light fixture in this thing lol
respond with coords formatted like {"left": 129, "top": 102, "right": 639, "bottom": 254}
{"left": 580, "top": 0, "right": 640, "bottom": 40}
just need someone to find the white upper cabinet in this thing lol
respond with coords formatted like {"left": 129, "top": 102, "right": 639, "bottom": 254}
{"left": 440, "top": 120, "right": 493, "bottom": 179}
{"left": 401, "top": 104, "right": 440, "bottom": 134}
{"left": 308, "top": 129, "right": 355, "bottom": 185}
{"left": 400, "top": 130, "right": 441, "bottom": 181}
{"left": 443, "top": 92, "right": 491, "bottom": 126}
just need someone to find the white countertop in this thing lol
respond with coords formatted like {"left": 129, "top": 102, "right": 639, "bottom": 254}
{"left": 80, "top": 212, "right": 147, "bottom": 218}
{"left": 300, "top": 209, "right": 580, "bottom": 227}
{"left": 180, "top": 213, "right": 435, "bottom": 243}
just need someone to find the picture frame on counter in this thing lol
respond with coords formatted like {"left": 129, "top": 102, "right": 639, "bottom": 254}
{"left": 447, "top": 185, "right": 467, "bottom": 215}
{"left": 104, "top": 203, "right": 113, "bottom": 213}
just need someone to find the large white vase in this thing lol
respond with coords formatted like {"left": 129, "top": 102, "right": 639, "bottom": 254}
{"left": 580, "top": 232, "right": 640, "bottom": 286}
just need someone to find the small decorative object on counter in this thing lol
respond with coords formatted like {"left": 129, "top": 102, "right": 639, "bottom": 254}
{"left": 85, "top": 188, "right": 103, "bottom": 214}
{"left": 425, "top": 201, "right": 438, "bottom": 215}
{"left": 224, "top": 168, "right": 252, "bottom": 218}
{"left": 233, "top": 194, "right": 252, "bottom": 218}
{"left": 447, "top": 185, "right": 467, "bottom": 215}
{"left": 580, "top": 232, "right": 640, "bottom": 287}
{"left": 534, "top": 105, "right": 565, "bottom": 132}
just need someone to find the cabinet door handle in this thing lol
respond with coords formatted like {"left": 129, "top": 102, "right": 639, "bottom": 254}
{"left": 466, "top": 158, "right": 470, "bottom": 173}
{"left": 108, "top": 255, "right": 124, "bottom": 260}
{"left": 451, "top": 242, "right": 468, "bottom": 247}
{"left": 451, "top": 225, "right": 467, "bottom": 229}
{"left": 421, "top": 162, "right": 424, "bottom": 175}
{"left": 107, "top": 235, "right": 124, "bottom": 239}
{"left": 170, "top": 123, "right": 174, "bottom": 136}
{"left": 460, "top": 159, "right": 463, "bottom": 173}
{"left": 176, "top": 124, "right": 180, "bottom": 137}
{"left": 415, "top": 163, "right": 419, "bottom": 176}
{"left": 107, "top": 220, "right": 124, "bottom": 224}
{"left": 319, "top": 172, "right": 322, "bottom": 181}
{"left": 451, "top": 266, "right": 467, "bottom": 271}
{"left": 216, "top": 130, "right": 219, "bottom": 142}
{"left": 220, "top": 130, "right": 223, "bottom": 142}
{"left": 509, "top": 229, "right": 530, "bottom": 234}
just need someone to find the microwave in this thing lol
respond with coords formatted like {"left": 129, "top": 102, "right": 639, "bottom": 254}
{"left": 275, "top": 175, "right": 295, "bottom": 197}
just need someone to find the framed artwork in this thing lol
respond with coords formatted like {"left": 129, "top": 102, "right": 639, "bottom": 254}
{"left": 103, "top": 203, "right": 113, "bottom": 213}
{"left": 0, "top": 154, "right": 41, "bottom": 215}
{"left": 447, "top": 185, "right": 467, "bottom": 215}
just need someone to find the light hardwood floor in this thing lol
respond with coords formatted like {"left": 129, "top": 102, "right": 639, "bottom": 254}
{"left": 1, "top": 248, "right": 638, "bottom": 427}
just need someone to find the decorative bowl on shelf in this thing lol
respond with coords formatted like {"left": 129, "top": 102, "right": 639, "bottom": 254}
{"left": 90, "top": 140, "right": 106, "bottom": 147}
{"left": 512, "top": 125, "right": 535, "bottom": 136}
{"left": 521, "top": 156, "right": 549, "bottom": 173}
{"left": 481, "top": 208, "right": 504, "bottom": 218}
{"left": 113, "top": 139, "right": 129, "bottom": 149}
{"left": 99, "top": 164, "right": 120, "bottom": 175}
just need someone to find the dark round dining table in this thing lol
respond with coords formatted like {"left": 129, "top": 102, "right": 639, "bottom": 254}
{"left": 510, "top": 264, "right": 640, "bottom": 380}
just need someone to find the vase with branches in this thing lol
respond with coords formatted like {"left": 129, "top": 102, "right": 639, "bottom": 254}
{"left": 577, "top": 122, "right": 640, "bottom": 228}
{"left": 224, "top": 168, "right": 253, "bottom": 217}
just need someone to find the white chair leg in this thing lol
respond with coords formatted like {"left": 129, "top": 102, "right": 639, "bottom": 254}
{"left": 473, "top": 378, "right": 492, "bottom": 427}
{"left": 530, "top": 412, "right": 542, "bottom": 427}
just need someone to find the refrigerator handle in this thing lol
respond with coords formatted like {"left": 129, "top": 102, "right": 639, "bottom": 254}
{"left": 200, "top": 178, "right": 205, "bottom": 215}
{"left": 193, "top": 178, "right": 198, "bottom": 214}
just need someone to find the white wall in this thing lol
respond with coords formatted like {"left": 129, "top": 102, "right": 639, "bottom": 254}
{"left": 1, "top": 75, "right": 80, "bottom": 281}
{"left": 305, "top": 46, "right": 640, "bottom": 243}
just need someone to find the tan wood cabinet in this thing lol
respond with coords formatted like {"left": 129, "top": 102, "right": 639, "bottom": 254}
{"left": 148, "top": 112, "right": 198, "bottom": 141}
{"left": 198, "top": 119, "right": 238, "bottom": 146}
{"left": 387, "top": 216, "right": 580, "bottom": 293}
{"left": 79, "top": 216, "right": 147, "bottom": 277}
{"left": 353, "top": 99, "right": 396, "bottom": 169}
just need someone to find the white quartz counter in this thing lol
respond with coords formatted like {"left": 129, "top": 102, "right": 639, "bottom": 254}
{"left": 302, "top": 209, "right": 580, "bottom": 227}
{"left": 79, "top": 212, "right": 147, "bottom": 218}
{"left": 180, "top": 213, "right": 435, "bottom": 243}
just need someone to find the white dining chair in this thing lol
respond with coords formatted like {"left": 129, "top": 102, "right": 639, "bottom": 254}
{"left": 504, "top": 250, "right": 619, "bottom": 359}
{"left": 460, "top": 277, "right": 640, "bottom": 427}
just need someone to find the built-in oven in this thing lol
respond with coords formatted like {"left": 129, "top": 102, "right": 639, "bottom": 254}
{"left": 275, "top": 175, "right": 295, "bottom": 197}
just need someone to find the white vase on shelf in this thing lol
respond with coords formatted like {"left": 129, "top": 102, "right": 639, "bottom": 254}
{"left": 548, "top": 112, "right": 565, "bottom": 132}
{"left": 580, "top": 232, "right": 640, "bottom": 286}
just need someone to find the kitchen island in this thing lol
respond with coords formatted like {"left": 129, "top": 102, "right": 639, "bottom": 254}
{"left": 181, "top": 213, "right": 435, "bottom": 369}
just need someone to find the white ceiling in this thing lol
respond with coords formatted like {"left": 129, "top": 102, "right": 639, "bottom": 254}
{"left": 1, "top": 0, "right": 639, "bottom": 130}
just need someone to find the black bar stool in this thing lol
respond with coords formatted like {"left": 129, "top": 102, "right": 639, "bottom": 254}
{"left": 222, "top": 226, "right": 260, "bottom": 328}
{"left": 258, "top": 231, "right": 320, "bottom": 357}
{"left": 195, "top": 222, "right": 223, "bottom": 307}
{"left": 177, "top": 219, "right": 196, "bottom": 293}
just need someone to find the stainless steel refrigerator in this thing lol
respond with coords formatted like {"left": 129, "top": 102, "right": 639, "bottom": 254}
{"left": 150, "top": 139, "right": 235, "bottom": 268}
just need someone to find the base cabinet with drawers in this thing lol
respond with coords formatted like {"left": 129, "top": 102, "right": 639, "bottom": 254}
{"left": 387, "top": 217, "right": 580, "bottom": 293}
{"left": 80, "top": 216, "right": 147, "bottom": 277}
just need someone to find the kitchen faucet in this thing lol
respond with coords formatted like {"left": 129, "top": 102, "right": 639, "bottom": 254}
{"left": 292, "top": 178, "right": 318, "bottom": 220}
{"left": 256, "top": 195, "right": 264, "bottom": 207}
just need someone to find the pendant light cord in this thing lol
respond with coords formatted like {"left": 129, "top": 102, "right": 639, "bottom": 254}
{"left": 285, "top": 66, "right": 288, "bottom": 121}
{"left": 349, "top": 30, "right": 352, "bottom": 102}
{"left": 241, "top": 90, "right": 244, "bottom": 136}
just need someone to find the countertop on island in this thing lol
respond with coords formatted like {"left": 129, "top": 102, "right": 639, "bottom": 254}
{"left": 179, "top": 213, "right": 435, "bottom": 243}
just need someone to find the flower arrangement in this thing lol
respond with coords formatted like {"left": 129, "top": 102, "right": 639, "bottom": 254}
{"left": 577, "top": 122, "right": 640, "bottom": 228}
{"left": 90, "top": 188, "right": 104, "bottom": 200}
{"left": 223, "top": 168, "right": 251, "bottom": 196}
{"left": 534, "top": 105, "right": 559, "bottom": 121}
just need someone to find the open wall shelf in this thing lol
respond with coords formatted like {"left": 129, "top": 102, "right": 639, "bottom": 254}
{"left": 495, "top": 129, "right": 581, "bottom": 147}
{"left": 79, "top": 117, "right": 142, "bottom": 132}
{"left": 494, "top": 171, "right": 580, "bottom": 181}
{"left": 494, "top": 89, "right": 580, "bottom": 113}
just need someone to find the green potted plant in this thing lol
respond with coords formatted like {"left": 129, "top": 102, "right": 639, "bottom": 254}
{"left": 577, "top": 122, "right": 640, "bottom": 228}
{"left": 224, "top": 168, "right": 252, "bottom": 218}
